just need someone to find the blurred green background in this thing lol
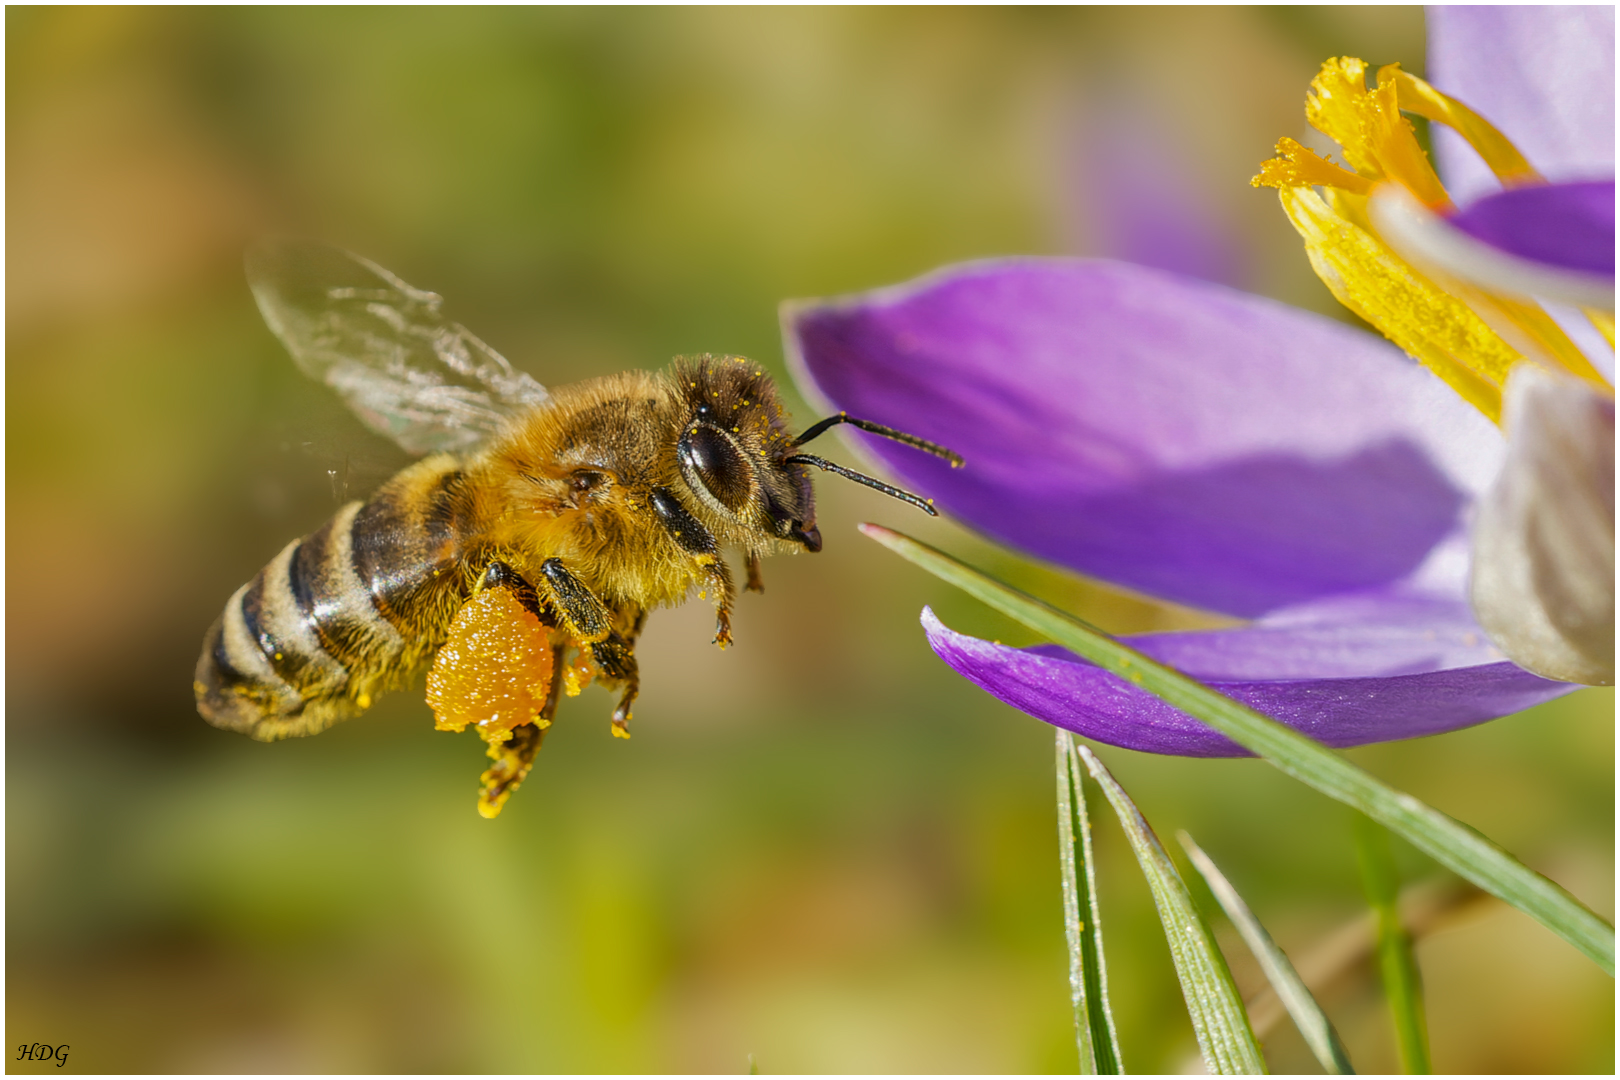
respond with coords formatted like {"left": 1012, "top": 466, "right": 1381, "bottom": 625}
{"left": 7, "top": 7, "right": 1612, "bottom": 1073}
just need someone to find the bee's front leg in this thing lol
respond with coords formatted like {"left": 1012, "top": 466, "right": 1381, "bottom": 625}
{"left": 536, "top": 558, "right": 640, "bottom": 737}
{"left": 649, "top": 486, "right": 735, "bottom": 648}
{"left": 702, "top": 557, "right": 736, "bottom": 649}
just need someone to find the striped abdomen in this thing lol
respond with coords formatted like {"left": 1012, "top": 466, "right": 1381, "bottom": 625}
{"left": 195, "top": 456, "right": 470, "bottom": 741}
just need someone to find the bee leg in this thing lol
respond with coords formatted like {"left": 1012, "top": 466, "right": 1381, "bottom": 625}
{"left": 593, "top": 636, "right": 639, "bottom": 739}
{"left": 539, "top": 641, "right": 567, "bottom": 723}
{"left": 702, "top": 558, "right": 736, "bottom": 650}
{"left": 477, "top": 721, "right": 546, "bottom": 819}
{"left": 537, "top": 558, "right": 615, "bottom": 643}
{"left": 744, "top": 549, "right": 765, "bottom": 593}
{"left": 478, "top": 561, "right": 574, "bottom": 725}
{"left": 626, "top": 605, "right": 649, "bottom": 643}
{"left": 602, "top": 605, "right": 647, "bottom": 736}
{"left": 649, "top": 485, "right": 734, "bottom": 646}
{"left": 475, "top": 559, "right": 560, "bottom": 718}
{"left": 536, "top": 558, "right": 640, "bottom": 738}
{"left": 478, "top": 560, "right": 546, "bottom": 619}
{"left": 430, "top": 559, "right": 558, "bottom": 818}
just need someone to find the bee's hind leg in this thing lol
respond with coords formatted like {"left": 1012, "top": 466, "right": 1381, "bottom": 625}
{"left": 433, "top": 559, "right": 559, "bottom": 819}
{"left": 478, "top": 722, "right": 546, "bottom": 819}
{"left": 539, "top": 640, "right": 567, "bottom": 723}
{"left": 478, "top": 634, "right": 567, "bottom": 817}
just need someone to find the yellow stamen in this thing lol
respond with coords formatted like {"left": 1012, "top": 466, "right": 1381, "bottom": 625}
{"left": 1384, "top": 67, "right": 1542, "bottom": 187}
{"left": 1252, "top": 138, "right": 1371, "bottom": 195}
{"left": 1302, "top": 57, "right": 1383, "bottom": 177}
{"left": 1276, "top": 185, "right": 1512, "bottom": 421}
{"left": 1257, "top": 55, "right": 1614, "bottom": 424}
{"left": 1302, "top": 58, "right": 1450, "bottom": 209}
{"left": 1461, "top": 289, "right": 1612, "bottom": 389}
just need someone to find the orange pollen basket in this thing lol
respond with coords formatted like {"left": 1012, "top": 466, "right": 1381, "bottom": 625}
{"left": 426, "top": 587, "right": 554, "bottom": 742}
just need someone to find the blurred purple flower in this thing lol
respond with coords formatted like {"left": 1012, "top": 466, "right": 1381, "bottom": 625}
{"left": 1065, "top": 97, "right": 1248, "bottom": 289}
{"left": 781, "top": 10, "right": 1612, "bottom": 755}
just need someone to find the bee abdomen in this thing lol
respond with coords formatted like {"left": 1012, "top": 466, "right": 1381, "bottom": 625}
{"left": 196, "top": 460, "right": 465, "bottom": 741}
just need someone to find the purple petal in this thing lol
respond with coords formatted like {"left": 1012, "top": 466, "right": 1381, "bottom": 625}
{"left": 922, "top": 608, "right": 1576, "bottom": 757}
{"left": 1449, "top": 181, "right": 1616, "bottom": 277}
{"left": 1103, "top": 592, "right": 1507, "bottom": 679}
{"left": 1370, "top": 183, "right": 1616, "bottom": 310}
{"left": 786, "top": 259, "right": 1501, "bottom": 619}
{"left": 1428, "top": 6, "right": 1616, "bottom": 202}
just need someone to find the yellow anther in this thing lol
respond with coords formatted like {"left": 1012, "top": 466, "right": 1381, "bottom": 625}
{"left": 1300, "top": 58, "right": 1449, "bottom": 209}
{"left": 1252, "top": 138, "right": 1372, "bottom": 195}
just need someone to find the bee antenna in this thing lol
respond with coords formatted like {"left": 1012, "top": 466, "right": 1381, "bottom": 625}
{"left": 792, "top": 413, "right": 964, "bottom": 468}
{"left": 784, "top": 454, "right": 939, "bottom": 517}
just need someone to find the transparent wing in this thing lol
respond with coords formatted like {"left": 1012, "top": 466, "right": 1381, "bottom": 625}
{"left": 245, "top": 239, "right": 549, "bottom": 456}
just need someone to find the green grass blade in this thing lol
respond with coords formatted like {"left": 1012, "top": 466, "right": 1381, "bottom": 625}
{"left": 859, "top": 525, "right": 1615, "bottom": 975}
{"left": 1057, "top": 731, "right": 1125, "bottom": 1073}
{"left": 1179, "top": 831, "right": 1356, "bottom": 1074}
{"left": 1077, "top": 744, "right": 1267, "bottom": 1074}
{"left": 1354, "top": 815, "right": 1432, "bottom": 1073}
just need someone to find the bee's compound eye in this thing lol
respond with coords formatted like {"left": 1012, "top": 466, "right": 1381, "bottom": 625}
{"left": 678, "top": 423, "right": 754, "bottom": 514}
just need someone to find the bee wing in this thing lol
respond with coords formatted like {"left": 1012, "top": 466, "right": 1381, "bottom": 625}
{"left": 245, "top": 240, "right": 550, "bottom": 456}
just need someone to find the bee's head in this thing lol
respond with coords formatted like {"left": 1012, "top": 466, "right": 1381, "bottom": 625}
{"left": 671, "top": 355, "right": 821, "bottom": 551}
{"left": 670, "top": 355, "right": 960, "bottom": 553}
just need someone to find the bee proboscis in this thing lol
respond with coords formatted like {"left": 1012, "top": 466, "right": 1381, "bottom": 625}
{"left": 195, "top": 241, "right": 961, "bottom": 817}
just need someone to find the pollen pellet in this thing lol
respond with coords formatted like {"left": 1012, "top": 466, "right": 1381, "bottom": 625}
{"left": 426, "top": 588, "right": 553, "bottom": 742}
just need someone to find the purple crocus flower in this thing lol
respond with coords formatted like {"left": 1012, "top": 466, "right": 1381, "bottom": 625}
{"left": 785, "top": 261, "right": 1572, "bottom": 756}
{"left": 781, "top": 11, "right": 1610, "bottom": 756}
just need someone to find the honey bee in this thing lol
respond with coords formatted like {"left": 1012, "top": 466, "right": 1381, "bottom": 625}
{"left": 195, "top": 241, "right": 961, "bottom": 817}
